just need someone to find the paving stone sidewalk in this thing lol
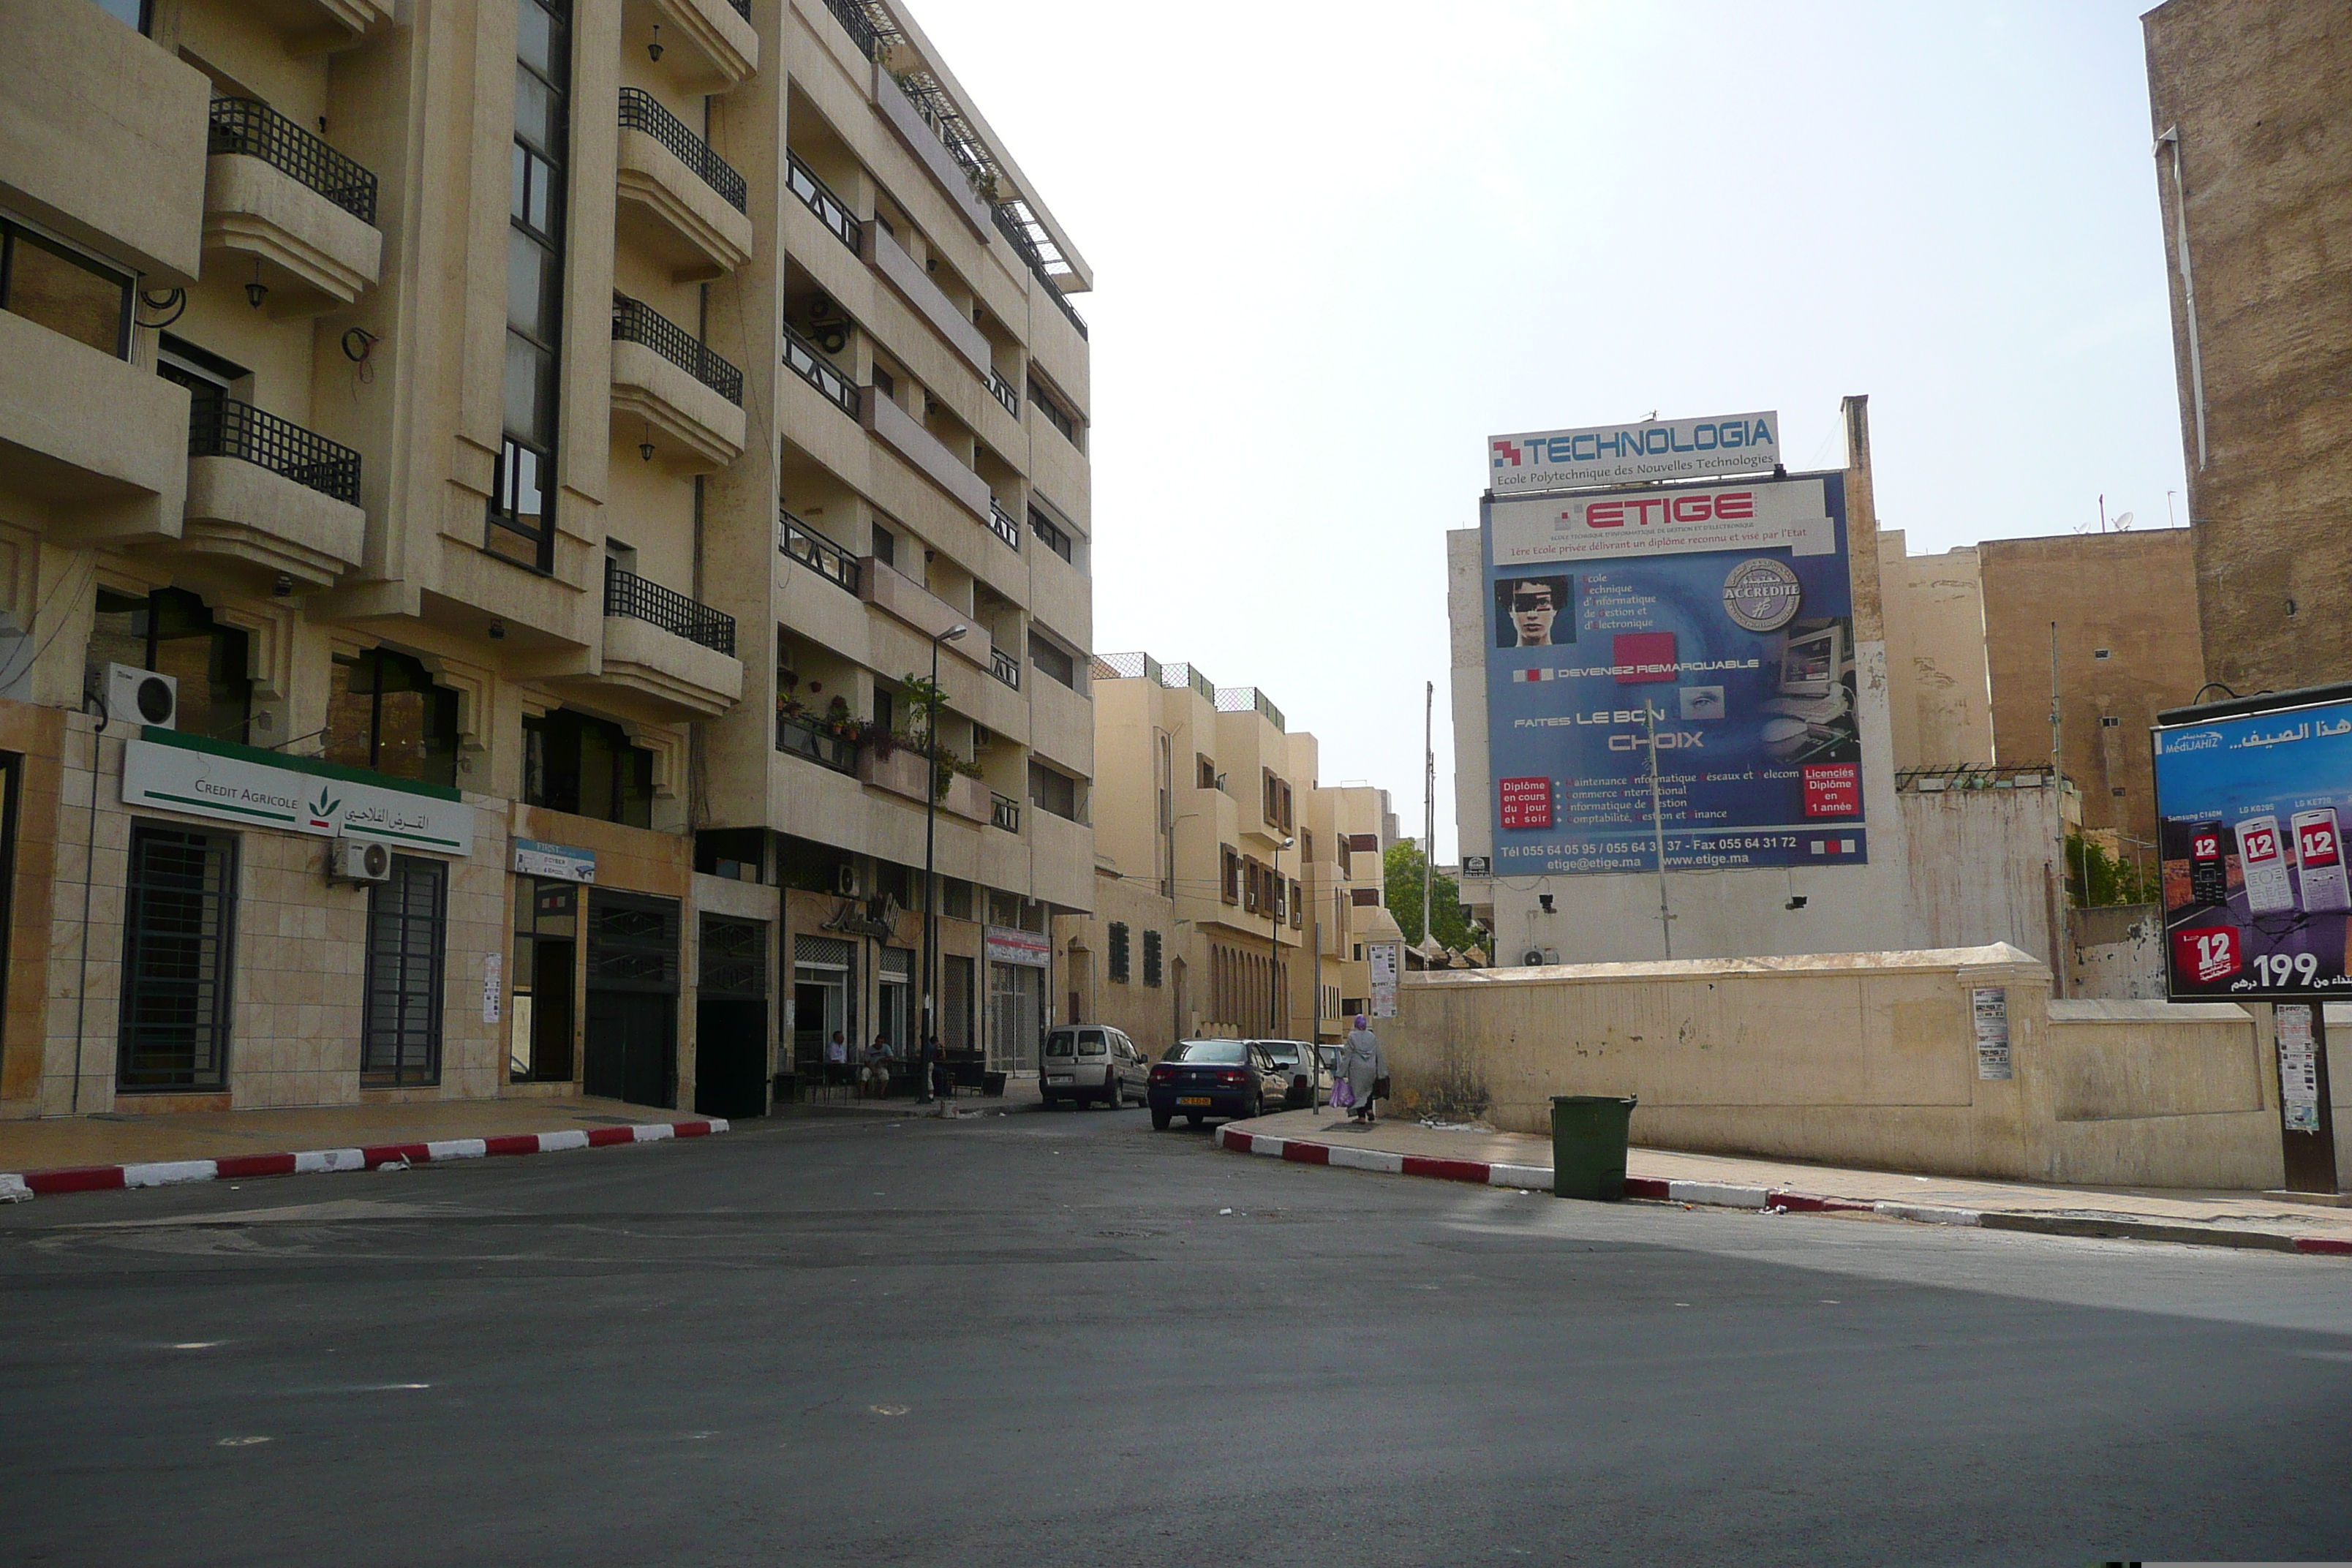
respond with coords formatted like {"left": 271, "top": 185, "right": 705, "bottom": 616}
{"left": 1235, "top": 1108, "right": 2352, "bottom": 1245}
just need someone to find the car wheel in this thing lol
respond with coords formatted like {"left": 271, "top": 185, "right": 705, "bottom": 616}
{"left": 1152, "top": 1108, "right": 1171, "bottom": 1130}
{"left": 1103, "top": 1077, "right": 1122, "bottom": 1110}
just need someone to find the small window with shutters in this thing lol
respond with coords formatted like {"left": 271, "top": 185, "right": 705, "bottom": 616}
{"left": 1142, "top": 930, "right": 1163, "bottom": 987}
{"left": 1108, "top": 921, "right": 1130, "bottom": 982}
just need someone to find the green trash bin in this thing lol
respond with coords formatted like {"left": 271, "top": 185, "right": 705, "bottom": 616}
{"left": 1550, "top": 1094, "right": 1637, "bottom": 1201}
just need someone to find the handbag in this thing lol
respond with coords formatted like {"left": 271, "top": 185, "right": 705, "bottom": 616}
{"left": 1372, "top": 1075, "right": 1390, "bottom": 1101}
{"left": 1332, "top": 1076, "right": 1355, "bottom": 1109}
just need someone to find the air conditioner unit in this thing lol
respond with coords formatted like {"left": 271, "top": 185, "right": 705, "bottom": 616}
{"left": 834, "top": 862, "right": 859, "bottom": 897}
{"left": 108, "top": 663, "right": 177, "bottom": 730}
{"left": 331, "top": 837, "right": 392, "bottom": 884}
{"left": 1520, "top": 948, "right": 1546, "bottom": 968}
{"left": 808, "top": 295, "right": 850, "bottom": 355}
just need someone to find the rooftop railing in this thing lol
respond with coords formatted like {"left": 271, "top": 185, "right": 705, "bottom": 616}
{"left": 617, "top": 87, "right": 746, "bottom": 214}
{"left": 780, "top": 508, "right": 860, "bottom": 595}
{"left": 785, "top": 151, "right": 860, "bottom": 252}
{"left": 1215, "top": 686, "right": 1286, "bottom": 731}
{"left": 612, "top": 294, "right": 743, "bottom": 405}
{"left": 1161, "top": 661, "right": 1217, "bottom": 701}
{"left": 603, "top": 558, "right": 736, "bottom": 657}
{"left": 782, "top": 321, "right": 859, "bottom": 419}
{"left": 992, "top": 203, "right": 1088, "bottom": 340}
{"left": 186, "top": 388, "right": 362, "bottom": 506}
{"left": 208, "top": 97, "right": 377, "bottom": 225}
{"left": 1091, "top": 652, "right": 1161, "bottom": 684}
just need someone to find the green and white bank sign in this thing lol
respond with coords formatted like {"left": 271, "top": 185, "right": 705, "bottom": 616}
{"left": 122, "top": 727, "right": 475, "bottom": 855}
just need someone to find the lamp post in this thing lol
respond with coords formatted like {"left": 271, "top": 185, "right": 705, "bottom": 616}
{"left": 1271, "top": 833, "right": 1294, "bottom": 1098}
{"left": 920, "top": 623, "right": 967, "bottom": 1099}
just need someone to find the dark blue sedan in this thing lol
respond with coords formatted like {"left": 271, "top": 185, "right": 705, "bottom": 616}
{"left": 1147, "top": 1039, "right": 1284, "bottom": 1129}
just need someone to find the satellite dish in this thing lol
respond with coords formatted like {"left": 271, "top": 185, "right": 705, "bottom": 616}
{"left": 2112, "top": 511, "right": 2134, "bottom": 531}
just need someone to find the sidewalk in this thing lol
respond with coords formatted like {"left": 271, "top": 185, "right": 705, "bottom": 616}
{"left": 1221, "top": 1109, "right": 2352, "bottom": 1256}
{"left": 0, "top": 1097, "right": 727, "bottom": 1199}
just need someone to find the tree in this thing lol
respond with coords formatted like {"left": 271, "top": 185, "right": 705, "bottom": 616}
{"left": 1383, "top": 841, "right": 1484, "bottom": 952}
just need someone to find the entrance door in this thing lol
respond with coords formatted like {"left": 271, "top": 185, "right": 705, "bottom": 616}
{"left": 584, "top": 891, "right": 679, "bottom": 1107}
{"left": 988, "top": 961, "right": 1041, "bottom": 1074}
{"left": 694, "top": 914, "right": 768, "bottom": 1119}
{"left": 792, "top": 935, "right": 855, "bottom": 1080}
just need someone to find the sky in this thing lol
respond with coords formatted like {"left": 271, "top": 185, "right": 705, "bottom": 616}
{"left": 910, "top": 0, "right": 2189, "bottom": 861}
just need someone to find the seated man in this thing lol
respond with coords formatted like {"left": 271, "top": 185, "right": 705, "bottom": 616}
{"left": 860, "top": 1034, "right": 894, "bottom": 1098}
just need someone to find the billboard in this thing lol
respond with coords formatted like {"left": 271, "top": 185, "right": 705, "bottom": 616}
{"left": 1489, "top": 412, "right": 1779, "bottom": 495}
{"left": 2152, "top": 693, "right": 2352, "bottom": 999}
{"left": 1482, "top": 472, "right": 1863, "bottom": 875}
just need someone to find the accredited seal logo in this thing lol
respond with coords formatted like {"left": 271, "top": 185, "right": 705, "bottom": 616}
{"left": 1722, "top": 557, "right": 1803, "bottom": 633}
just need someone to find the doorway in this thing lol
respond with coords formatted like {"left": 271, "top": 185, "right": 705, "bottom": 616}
{"left": 583, "top": 890, "right": 679, "bottom": 1107}
{"left": 792, "top": 934, "right": 855, "bottom": 1082}
{"left": 694, "top": 914, "right": 768, "bottom": 1120}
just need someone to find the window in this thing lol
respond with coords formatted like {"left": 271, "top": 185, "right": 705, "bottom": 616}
{"left": 491, "top": 0, "right": 570, "bottom": 572}
{"left": 1221, "top": 845, "right": 1240, "bottom": 904}
{"left": 1028, "top": 631, "right": 1075, "bottom": 689}
{"left": 1290, "top": 879, "right": 1303, "bottom": 929}
{"left": 2100, "top": 715, "right": 2121, "bottom": 728}
{"left": 1029, "top": 377, "right": 1081, "bottom": 448}
{"left": 1, "top": 215, "right": 131, "bottom": 358}
{"left": 872, "top": 524, "right": 895, "bottom": 568}
{"left": 2093, "top": 649, "right": 2111, "bottom": 660}
{"left": 93, "top": 0, "right": 151, "bottom": 30}
{"left": 1028, "top": 759, "right": 1078, "bottom": 821}
{"left": 2112, "top": 786, "right": 2127, "bottom": 797}
{"left": 524, "top": 708, "right": 653, "bottom": 826}
{"left": 87, "top": 587, "right": 252, "bottom": 743}
{"left": 1352, "top": 888, "right": 1381, "bottom": 906}
{"left": 1142, "top": 930, "right": 1162, "bottom": 987}
{"left": 872, "top": 363, "right": 897, "bottom": 399}
{"left": 363, "top": 856, "right": 446, "bottom": 1086}
{"left": 1197, "top": 754, "right": 1216, "bottom": 791}
{"left": 945, "top": 879, "right": 973, "bottom": 920}
{"left": 324, "top": 648, "right": 460, "bottom": 785}
{"left": 1108, "top": 921, "right": 1130, "bottom": 982}
{"left": 1028, "top": 506, "right": 1074, "bottom": 563}
{"left": 118, "top": 823, "right": 235, "bottom": 1090}
{"left": 1336, "top": 837, "right": 1352, "bottom": 876}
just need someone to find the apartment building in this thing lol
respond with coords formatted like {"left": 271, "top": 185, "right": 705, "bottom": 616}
{"left": 0, "top": 0, "right": 1093, "bottom": 1120}
{"left": 1059, "top": 654, "right": 1400, "bottom": 1057}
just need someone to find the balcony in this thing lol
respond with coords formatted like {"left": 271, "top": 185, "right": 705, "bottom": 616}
{"left": 857, "top": 557, "right": 992, "bottom": 669}
{"left": 610, "top": 294, "right": 745, "bottom": 469}
{"left": 626, "top": 0, "right": 757, "bottom": 94}
{"left": 861, "top": 391, "right": 990, "bottom": 521}
{"left": 203, "top": 98, "right": 382, "bottom": 313}
{"left": 860, "top": 743, "right": 987, "bottom": 825}
{"left": 987, "top": 500, "right": 1022, "bottom": 551}
{"left": 780, "top": 508, "right": 860, "bottom": 595}
{"left": 0, "top": 310, "right": 188, "bottom": 541}
{"left": 787, "top": 152, "right": 860, "bottom": 254}
{"left": 179, "top": 390, "right": 365, "bottom": 589}
{"left": 864, "top": 222, "right": 991, "bottom": 376}
{"left": 616, "top": 88, "right": 752, "bottom": 282}
{"left": 596, "top": 562, "right": 742, "bottom": 717}
{"left": 783, "top": 323, "right": 859, "bottom": 420}
{"left": 253, "top": 0, "right": 388, "bottom": 54}
{"left": 777, "top": 712, "right": 857, "bottom": 774}
{"left": 870, "top": 64, "right": 991, "bottom": 241}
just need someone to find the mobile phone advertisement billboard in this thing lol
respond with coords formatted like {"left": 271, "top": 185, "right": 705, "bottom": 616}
{"left": 2153, "top": 695, "right": 2352, "bottom": 999}
{"left": 1482, "top": 471, "right": 1866, "bottom": 875}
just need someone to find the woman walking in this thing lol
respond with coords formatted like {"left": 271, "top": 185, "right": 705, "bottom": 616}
{"left": 1342, "top": 1014, "right": 1384, "bottom": 1126}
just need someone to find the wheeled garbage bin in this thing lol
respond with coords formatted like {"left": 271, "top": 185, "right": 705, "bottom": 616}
{"left": 1550, "top": 1094, "right": 1637, "bottom": 1201}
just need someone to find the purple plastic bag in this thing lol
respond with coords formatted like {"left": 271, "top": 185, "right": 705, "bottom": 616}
{"left": 1333, "top": 1077, "right": 1355, "bottom": 1109}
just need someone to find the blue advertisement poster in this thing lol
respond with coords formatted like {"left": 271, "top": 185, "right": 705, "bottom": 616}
{"left": 2152, "top": 696, "right": 2352, "bottom": 999}
{"left": 1482, "top": 471, "right": 1866, "bottom": 874}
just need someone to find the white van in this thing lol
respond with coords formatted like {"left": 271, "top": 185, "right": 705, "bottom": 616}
{"left": 1041, "top": 1025, "right": 1149, "bottom": 1109}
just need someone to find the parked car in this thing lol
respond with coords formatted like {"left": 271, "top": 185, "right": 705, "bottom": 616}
{"left": 1251, "top": 1039, "right": 1326, "bottom": 1108}
{"left": 1041, "top": 1025, "right": 1150, "bottom": 1109}
{"left": 1147, "top": 1039, "right": 1286, "bottom": 1129}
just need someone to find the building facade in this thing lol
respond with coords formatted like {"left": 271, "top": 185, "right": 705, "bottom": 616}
{"left": 2143, "top": 0, "right": 2352, "bottom": 693}
{"left": 0, "top": 0, "right": 1093, "bottom": 1119}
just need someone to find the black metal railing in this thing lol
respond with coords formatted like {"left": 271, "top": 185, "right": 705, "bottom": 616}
{"left": 990, "top": 793, "right": 1021, "bottom": 833}
{"left": 821, "top": 0, "right": 881, "bottom": 59}
{"left": 725, "top": 0, "right": 750, "bottom": 16}
{"left": 617, "top": 87, "right": 747, "bottom": 214}
{"left": 603, "top": 559, "right": 736, "bottom": 656}
{"left": 208, "top": 97, "right": 377, "bottom": 225}
{"left": 989, "top": 647, "right": 1020, "bottom": 690}
{"left": 786, "top": 151, "right": 860, "bottom": 252}
{"left": 612, "top": 294, "right": 743, "bottom": 405}
{"left": 992, "top": 203, "right": 1088, "bottom": 340}
{"left": 778, "top": 712, "right": 858, "bottom": 774}
{"left": 987, "top": 369, "right": 1019, "bottom": 418}
{"left": 780, "top": 508, "right": 860, "bottom": 595}
{"left": 186, "top": 388, "right": 361, "bottom": 506}
{"left": 987, "top": 500, "right": 1022, "bottom": 551}
{"left": 783, "top": 321, "right": 859, "bottom": 419}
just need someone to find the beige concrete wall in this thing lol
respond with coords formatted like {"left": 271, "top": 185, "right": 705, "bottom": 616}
{"left": 1384, "top": 943, "right": 2295, "bottom": 1188}
{"left": 1899, "top": 780, "right": 2059, "bottom": 962}
{"left": 1878, "top": 533, "right": 1994, "bottom": 771}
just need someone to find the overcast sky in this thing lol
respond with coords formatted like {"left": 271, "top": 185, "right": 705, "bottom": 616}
{"left": 911, "top": 0, "right": 2187, "bottom": 860}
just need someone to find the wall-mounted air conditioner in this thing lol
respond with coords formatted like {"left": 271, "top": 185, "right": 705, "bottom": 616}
{"left": 108, "top": 663, "right": 177, "bottom": 730}
{"left": 331, "top": 838, "right": 392, "bottom": 884}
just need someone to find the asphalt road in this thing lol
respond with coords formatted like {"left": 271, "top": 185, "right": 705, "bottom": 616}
{"left": 2, "top": 1103, "right": 2349, "bottom": 1567}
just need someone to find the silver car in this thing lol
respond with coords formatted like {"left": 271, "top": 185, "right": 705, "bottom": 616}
{"left": 1041, "top": 1025, "right": 1150, "bottom": 1109}
{"left": 1251, "top": 1039, "right": 1327, "bottom": 1108}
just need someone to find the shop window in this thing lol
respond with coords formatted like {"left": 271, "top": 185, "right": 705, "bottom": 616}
{"left": 0, "top": 216, "right": 131, "bottom": 358}
{"left": 363, "top": 856, "right": 446, "bottom": 1086}
{"left": 323, "top": 647, "right": 460, "bottom": 785}
{"left": 524, "top": 709, "right": 652, "bottom": 826}
{"left": 87, "top": 587, "right": 252, "bottom": 743}
{"left": 117, "top": 823, "right": 235, "bottom": 1090}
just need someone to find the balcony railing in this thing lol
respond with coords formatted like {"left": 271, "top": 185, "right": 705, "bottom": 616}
{"left": 780, "top": 508, "right": 860, "bottom": 595}
{"left": 990, "top": 793, "right": 1021, "bottom": 833}
{"left": 821, "top": 0, "right": 881, "bottom": 59}
{"left": 186, "top": 388, "right": 362, "bottom": 506}
{"left": 786, "top": 151, "right": 859, "bottom": 253}
{"left": 992, "top": 203, "right": 1088, "bottom": 341}
{"left": 987, "top": 500, "right": 1022, "bottom": 551}
{"left": 987, "top": 369, "right": 1019, "bottom": 418}
{"left": 777, "top": 712, "right": 858, "bottom": 774}
{"left": 603, "top": 559, "right": 736, "bottom": 656}
{"left": 989, "top": 647, "right": 1021, "bottom": 690}
{"left": 612, "top": 294, "right": 742, "bottom": 405}
{"left": 783, "top": 322, "right": 859, "bottom": 419}
{"left": 617, "top": 87, "right": 746, "bottom": 214}
{"left": 725, "top": 0, "right": 750, "bottom": 15}
{"left": 208, "top": 97, "right": 377, "bottom": 225}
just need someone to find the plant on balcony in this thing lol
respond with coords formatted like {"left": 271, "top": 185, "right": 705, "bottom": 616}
{"left": 894, "top": 671, "right": 983, "bottom": 802}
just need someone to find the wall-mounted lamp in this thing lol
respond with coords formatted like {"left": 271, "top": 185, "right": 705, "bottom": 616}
{"left": 272, "top": 573, "right": 294, "bottom": 598}
{"left": 1784, "top": 895, "right": 1808, "bottom": 911}
{"left": 639, "top": 422, "right": 656, "bottom": 462}
{"left": 1538, "top": 893, "right": 1556, "bottom": 913}
{"left": 648, "top": 22, "right": 663, "bottom": 60}
{"left": 487, "top": 619, "right": 506, "bottom": 641}
{"left": 244, "top": 260, "right": 268, "bottom": 310}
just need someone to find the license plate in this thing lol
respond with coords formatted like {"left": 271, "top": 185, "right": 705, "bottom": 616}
{"left": 1048, "top": 1076, "right": 1074, "bottom": 1085}
{"left": 1176, "top": 1096, "right": 1212, "bottom": 1106}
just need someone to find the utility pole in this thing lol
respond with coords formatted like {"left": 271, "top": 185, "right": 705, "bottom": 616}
{"left": 1422, "top": 681, "right": 1435, "bottom": 954}
{"left": 1645, "top": 702, "right": 1672, "bottom": 958}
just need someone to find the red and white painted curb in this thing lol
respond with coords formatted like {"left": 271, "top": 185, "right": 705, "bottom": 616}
{"left": 0, "top": 1117, "right": 728, "bottom": 1203}
{"left": 1215, "top": 1126, "right": 2352, "bottom": 1258}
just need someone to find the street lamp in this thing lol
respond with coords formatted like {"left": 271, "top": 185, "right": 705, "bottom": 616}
{"left": 1271, "top": 833, "right": 1295, "bottom": 1104}
{"left": 920, "top": 623, "right": 967, "bottom": 1104}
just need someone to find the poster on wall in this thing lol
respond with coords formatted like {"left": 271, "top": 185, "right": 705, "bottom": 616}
{"left": 2152, "top": 693, "right": 2352, "bottom": 999}
{"left": 1368, "top": 941, "right": 1400, "bottom": 1019}
{"left": 1482, "top": 470, "right": 1865, "bottom": 875}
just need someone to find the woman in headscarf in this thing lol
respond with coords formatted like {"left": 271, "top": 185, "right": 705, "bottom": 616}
{"left": 1342, "top": 1014, "right": 1384, "bottom": 1126}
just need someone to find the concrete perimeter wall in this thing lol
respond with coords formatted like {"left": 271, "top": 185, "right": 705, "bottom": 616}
{"left": 1387, "top": 943, "right": 2305, "bottom": 1189}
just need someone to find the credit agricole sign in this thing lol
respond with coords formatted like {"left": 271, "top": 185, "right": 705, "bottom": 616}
{"left": 122, "top": 727, "right": 475, "bottom": 855}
